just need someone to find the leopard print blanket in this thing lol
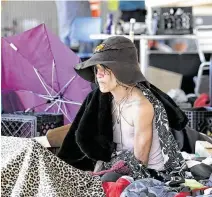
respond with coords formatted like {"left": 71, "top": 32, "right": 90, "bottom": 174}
{"left": 1, "top": 136, "right": 105, "bottom": 197}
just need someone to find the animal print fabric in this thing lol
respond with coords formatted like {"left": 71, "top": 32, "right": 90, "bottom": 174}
{"left": 1, "top": 136, "right": 105, "bottom": 197}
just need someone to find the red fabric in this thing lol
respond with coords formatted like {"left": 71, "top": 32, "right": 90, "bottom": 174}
{"left": 102, "top": 177, "right": 131, "bottom": 197}
{"left": 194, "top": 93, "right": 210, "bottom": 107}
{"left": 102, "top": 182, "right": 115, "bottom": 197}
{"left": 174, "top": 192, "right": 190, "bottom": 197}
{"left": 174, "top": 187, "right": 211, "bottom": 197}
{"left": 191, "top": 187, "right": 211, "bottom": 196}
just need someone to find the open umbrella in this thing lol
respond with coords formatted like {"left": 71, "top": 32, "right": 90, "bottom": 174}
{"left": 2, "top": 24, "right": 91, "bottom": 123}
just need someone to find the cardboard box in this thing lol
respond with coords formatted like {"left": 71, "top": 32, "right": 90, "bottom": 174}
{"left": 146, "top": 66, "right": 182, "bottom": 93}
{"left": 195, "top": 141, "right": 212, "bottom": 157}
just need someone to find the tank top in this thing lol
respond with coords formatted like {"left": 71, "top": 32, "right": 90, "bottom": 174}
{"left": 112, "top": 101, "right": 165, "bottom": 171}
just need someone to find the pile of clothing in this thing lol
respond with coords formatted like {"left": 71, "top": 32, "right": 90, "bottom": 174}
{"left": 101, "top": 174, "right": 212, "bottom": 197}
{"left": 92, "top": 152, "right": 212, "bottom": 197}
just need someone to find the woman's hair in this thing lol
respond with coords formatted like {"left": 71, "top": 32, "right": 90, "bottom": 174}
{"left": 93, "top": 64, "right": 111, "bottom": 85}
{"left": 93, "top": 64, "right": 135, "bottom": 89}
{"left": 93, "top": 64, "right": 110, "bottom": 75}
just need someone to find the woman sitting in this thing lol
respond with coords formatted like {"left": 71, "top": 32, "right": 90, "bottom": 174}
{"left": 1, "top": 36, "right": 188, "bottom": 197}
{"left": 57, "top": 36, "right": 187, "bottom": 179}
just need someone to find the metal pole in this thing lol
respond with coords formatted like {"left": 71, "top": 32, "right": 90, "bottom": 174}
{"left": 140, "top": 38, "right": 148, "bottom": 76}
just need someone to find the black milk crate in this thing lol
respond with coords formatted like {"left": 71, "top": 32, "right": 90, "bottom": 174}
{"left": 14, "top": 112, "right": 64, "bottom": 136}
{"left": 1, "top": 114, "right": 37, "bottom": 137}
{"left": 1, "top": 112, "right": 64, "bottom": 137}
{"left": 182, "top": 107, "right": 212, "bottom": 134}
{"left": 36, "top": 112, "right": 64, "bottom": 136}
{"left": 152, "top": 6, "right": 193, "bottom": 35}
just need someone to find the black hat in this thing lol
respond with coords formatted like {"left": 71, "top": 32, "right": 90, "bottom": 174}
{"left": 74, "top": 36, "right": 146, "bottom": 85}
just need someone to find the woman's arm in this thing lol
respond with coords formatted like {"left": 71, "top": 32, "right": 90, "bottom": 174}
{"left": 133, "top": 100, "right": 154, "bottom": 165}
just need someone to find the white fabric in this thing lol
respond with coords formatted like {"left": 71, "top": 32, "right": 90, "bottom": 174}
{"left": 94, "top": 160, "right": 104, "bottom": 173}
{"left": 34, "top": 136, "right": 51, "bottom": 148}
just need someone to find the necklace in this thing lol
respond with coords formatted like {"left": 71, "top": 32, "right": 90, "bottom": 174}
{"left": 112, "top": 86, "right": 134, "bottom": 124}
{"left": 112, "top": 86, "right": 134, "bottom": 150}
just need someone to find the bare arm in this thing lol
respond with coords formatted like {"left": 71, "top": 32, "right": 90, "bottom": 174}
{"left": 133, "top": 100, "right": 154, "bottom": 165}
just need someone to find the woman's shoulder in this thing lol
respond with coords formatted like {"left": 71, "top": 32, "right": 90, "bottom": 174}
{"left": 126, "top": 88, "right": 154, "bottom": 115}
{"left": 127, "top": 87, "right": 151, "bottom": 106}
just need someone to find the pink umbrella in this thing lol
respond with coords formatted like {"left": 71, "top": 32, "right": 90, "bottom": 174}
{"left": 2, "top": 24, "right": 91, "bottom": 123}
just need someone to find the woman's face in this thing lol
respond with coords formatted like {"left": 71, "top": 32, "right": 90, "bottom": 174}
{"left": 95, "top": 64, "right": 117, "bottom": 93}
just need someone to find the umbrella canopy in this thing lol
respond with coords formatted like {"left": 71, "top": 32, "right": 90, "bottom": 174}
{"left": 2, "top": 24, "right": 91, "bottom": 123}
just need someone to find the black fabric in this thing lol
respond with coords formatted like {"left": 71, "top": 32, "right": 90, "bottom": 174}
{"left": 71, "top": 157, "right": 95, "bottom": 171}
{"left": 190, "top": 163, "right": 212, "bottom": 180}
{"left": 57, "top": 83, "right": 188, "bottom": 170}
{"left": 171, "top": 129, "right": 184, "bottom": 150}
{"left": 57, "top": 89, "right": 115, "bottom": 170}
{"left": 143, "top": 82, "right": 188, "bottom": 131}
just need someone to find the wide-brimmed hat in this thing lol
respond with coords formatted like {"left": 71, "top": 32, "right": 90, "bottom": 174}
{"left": 74, "top": 36, "right": 146, "bottom": 85}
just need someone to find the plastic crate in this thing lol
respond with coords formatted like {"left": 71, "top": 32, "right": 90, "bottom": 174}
{"left": 1, "top": 112, "right": 64, "bottom": 138}
{"left": 14, "top": 112, "right": 64, "bottom": 136}
{"left": 182, "top": 107, "right": 212, "bottom": 134}
{"left": 1, "top": 114, "right": 37, "bottom": 137}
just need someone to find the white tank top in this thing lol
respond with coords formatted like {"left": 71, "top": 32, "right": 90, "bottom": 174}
{"left": 113, "top": 107, "right": 165, "bottom": 171}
